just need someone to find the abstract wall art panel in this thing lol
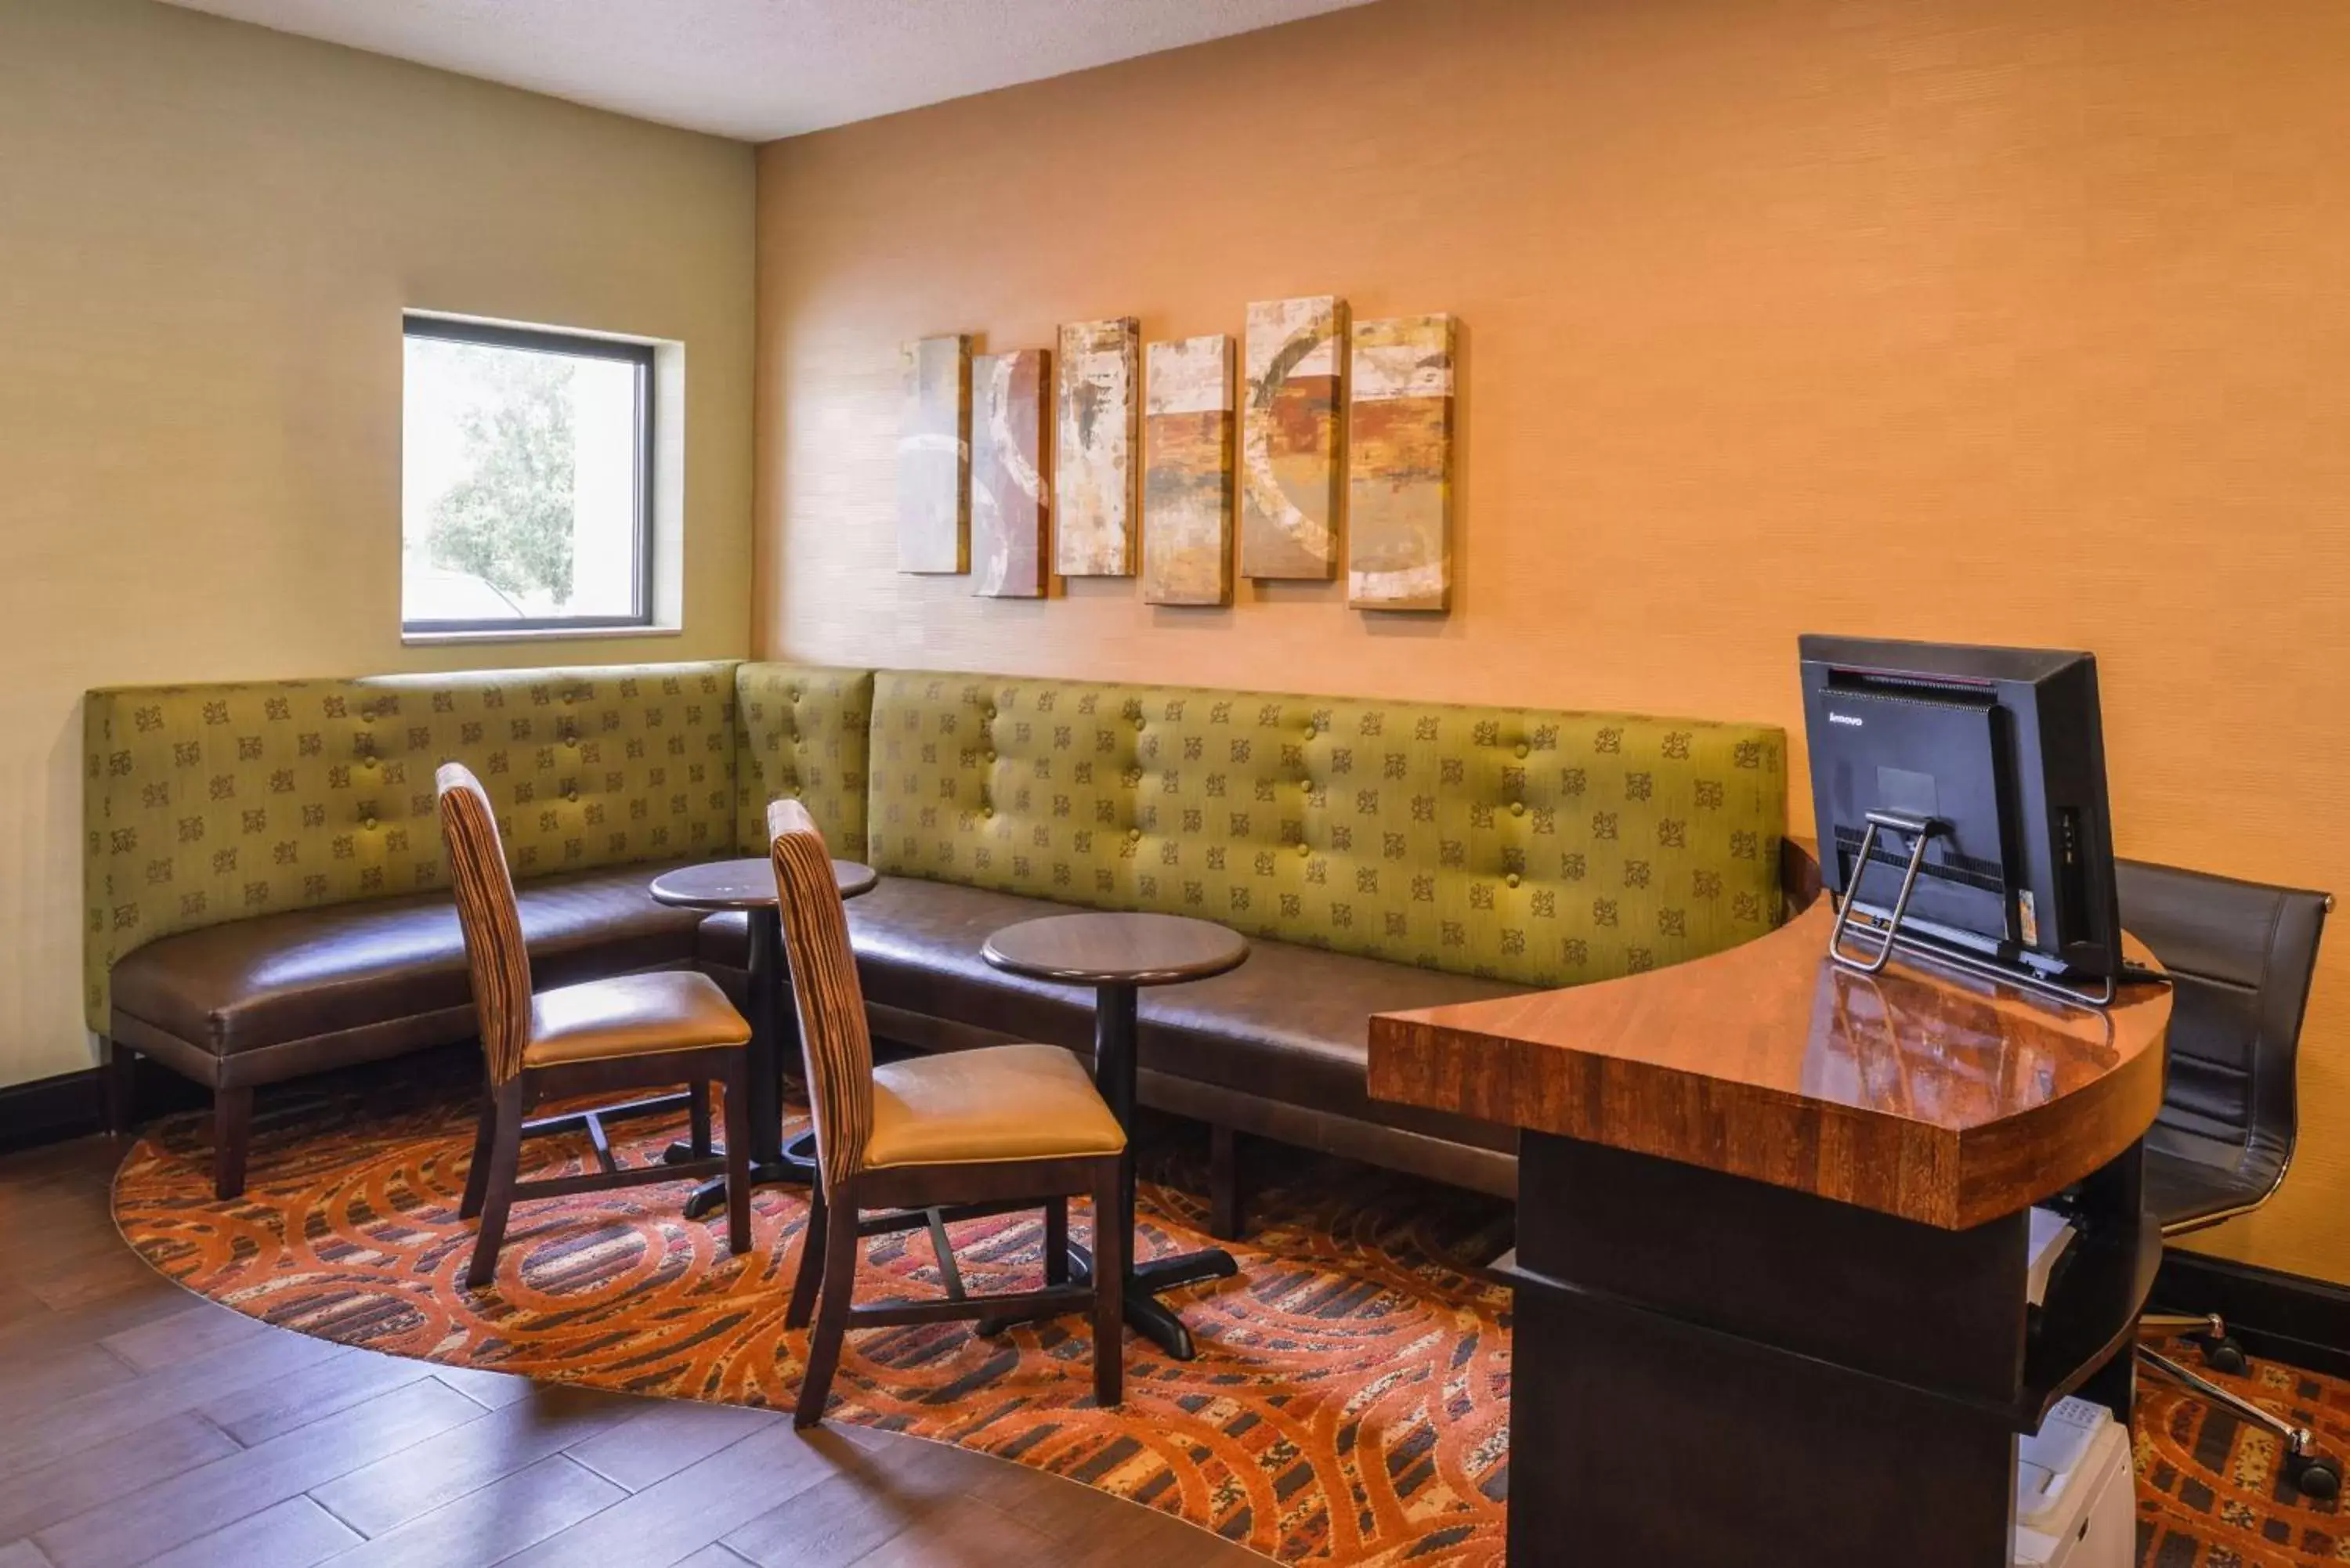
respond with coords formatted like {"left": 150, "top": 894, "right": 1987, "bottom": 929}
{"left": 897, "top": 333, "right": 971, "bottom": 574}
{"left": 971, "top": 347, "right": 1051, "bottom": 598}
{"left": 1142, "top": 334, "right": 1235, "bottom": 607}
{"left": 1240, "top": 294, "right": 1347, "bottom": 580}
{"left": 1347, "top": 313, "right": 1456, "bottom": 612}
{"left": 1053, "top": 317, "right": 1140, "bottom": 576}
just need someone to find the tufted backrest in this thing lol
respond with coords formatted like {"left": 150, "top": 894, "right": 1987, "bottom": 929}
{"left": 83, "top": 661, "right": 739, "bottom": 1031}
{"left": 867, "top": 670, "right": 1787, "bottom": 989}
{"left": 436, "top": 763, "right": 536, "bottom": 1084}
{"left": 766, "top": 797, "right": 875, "bottom": 1192}
{"left": 733, "top": 663, "right": 873, "bottom": 862}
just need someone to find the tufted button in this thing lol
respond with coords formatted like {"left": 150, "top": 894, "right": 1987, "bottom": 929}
{"left": 982, "top": 805, "right": 994, "bottom": 819}
{"left": 564, "top": 733, "right": 579, "bottom": 749}
{"left": 565, "top": 788, "right": 580, "bottom": 804}
{"left": 985, "top": 705, "right": 998, "bottom": 720}
{"left": 788, "top": 687, "right": 802, "bottom": 702}
{"left": 1127, "top": 827, "right": 1142, "bottom": 842}
{"left": 1132, "top": 717, "right": 1146, "bottom": 732}
{"left": 363, "top": 815, "right": 378, "bottom": 831}
{"left": 1124, "top": 768, "right": 1142, "bottom": 786}
{"left": 1296, "top": 841, "right": 1312, "bottom": 858}
{"left": 1509, "top": 800, "right": 1526, "bottom": 818}
{"left": 1515, "top": 743, "right": 1531, "bottom": 760}
{"left": 985, "top": 750, "right": 997, "bottom": 764}
{"left": 1506, "top": 873, "right": 1521, "bottom": 889}
{"left": 562, "top": 692, "right": 576, "bottom": 706}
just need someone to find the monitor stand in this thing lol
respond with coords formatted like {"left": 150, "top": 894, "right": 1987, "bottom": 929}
{"left": 1828, "top": 810, "right": 2119, "bottom": 1010}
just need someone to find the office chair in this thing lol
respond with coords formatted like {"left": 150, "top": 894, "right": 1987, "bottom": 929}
{"left": 2122, "top": 857, "right": 2338, "bottom": 1499}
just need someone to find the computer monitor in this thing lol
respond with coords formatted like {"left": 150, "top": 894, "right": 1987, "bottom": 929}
{"left": 1798, "top": 635, "right": 2122, "bottom": 997}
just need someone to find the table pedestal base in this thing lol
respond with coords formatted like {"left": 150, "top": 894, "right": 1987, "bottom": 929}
{"left": 981, "top": 1239, "right": 1238, "bottom": 1360}
{"left": 663, "top": 1129, "right": 819, "bottom": 1219}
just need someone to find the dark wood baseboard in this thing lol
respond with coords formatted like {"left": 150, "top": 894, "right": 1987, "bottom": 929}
{"left": 2153, "top": 1248, "right": 2350, "bottom": 1379}
{"left": 0, "top": 1060, "right": 206, "bottom": 1155}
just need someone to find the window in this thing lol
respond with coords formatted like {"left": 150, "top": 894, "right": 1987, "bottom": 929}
{"left": 401, "top": 315, "right": 655, "bottom": 634}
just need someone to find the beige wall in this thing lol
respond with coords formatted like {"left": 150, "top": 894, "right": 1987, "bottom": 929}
{"left": 755, "top": 0, "right": 2350, "bottom": 1280}
{"left": 0, "top": 0, "right": 756, "bottom": 1087}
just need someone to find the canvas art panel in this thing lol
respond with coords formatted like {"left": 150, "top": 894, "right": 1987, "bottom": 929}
{"left": 897, "top": 334, "right": 971, "bottom": 574}
{"left": 1347, "top": 314, "right": 1455, "bottom": 612}
{"left": 1054, "top": 317, "right": 1140, "bottom": 576}
{"left": 971, "top": 348, "right": 1051, "bottom": 598}
{"left": 1142, "top": 334, "right": 1235, "bottom": 607}
{"left": 1239, "top": 295, "right": 1347, "bottom": 580}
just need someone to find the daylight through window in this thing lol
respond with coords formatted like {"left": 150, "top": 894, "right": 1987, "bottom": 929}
{"left": 400, "top": 316, "right": 654, "bottom": 632}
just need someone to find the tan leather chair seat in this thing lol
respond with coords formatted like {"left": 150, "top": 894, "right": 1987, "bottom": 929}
{"left": 866, "top": 1043, "right": 1127, "bottom": 1169}
{"left": 522, "top": 970, "right": 750, "bottom": 1069}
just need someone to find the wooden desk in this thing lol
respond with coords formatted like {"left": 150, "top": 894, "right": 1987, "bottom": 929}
{"left": 1366, "top": 851, "right": 2171, "bottom": 1566}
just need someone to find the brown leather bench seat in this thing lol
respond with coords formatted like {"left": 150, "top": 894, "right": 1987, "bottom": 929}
{"left": 110, "top": 860, "right": 710, "bottom": 1096}
{"left": 701, "top": 876, "right": 1528, "bottom": 1204}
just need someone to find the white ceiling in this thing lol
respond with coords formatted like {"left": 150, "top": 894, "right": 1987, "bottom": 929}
{"left": 156, "top": 0, "right": 1380, "bottom": 142}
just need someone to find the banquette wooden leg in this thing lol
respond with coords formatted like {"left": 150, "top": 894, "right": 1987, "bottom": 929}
{"left": 1090, "top": 1158, "right": 1125, "bottom": 1409}
{"left": 1209, "top": 1122, "right": 1245, "bottom": 1241}
{"left": 212, "top": 1085, "right": 252, "bottom": 1201}
{"left": 465, "top": 1078, "right": 527, "bottom": 1291}
{"left": 101, "top": 1039, "right": 138, "bottom": 1136}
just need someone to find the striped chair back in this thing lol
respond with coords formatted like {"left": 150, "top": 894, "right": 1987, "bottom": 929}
{"left": 436, "top": 763, "right": 534, "bottom": 1085}
{"left": 766, "top": 798, "right": 874, "bottom": 1192}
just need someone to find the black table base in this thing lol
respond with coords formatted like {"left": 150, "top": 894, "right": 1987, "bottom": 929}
{"left": 1067, "top": 1241, "right": 1237, "bottom": 1360}
{"left": 978, "top": 1237, "right": 1237, "bottom": 1359}
{"left": 967, "top": 977, "right": 1238, "bottom": 1360}
{"left": 664, "top": 1128, "right": 819, "bottom": 1219}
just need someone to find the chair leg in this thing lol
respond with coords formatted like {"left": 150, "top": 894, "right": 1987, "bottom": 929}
{"left": 1090, "top": 1161, "right": 1125, "bottom": 1409}
{"left": 795, "top": 1181, "right": 861, "bottom": 1429}
{"left": 102, "top": 1039, "right": 138, "bottom": 1136}
{"left": 718, "top": 1060, "right": 752, "bottom": 1256}
{"left": 689, "top": 1080, "right": 714, "bottom": 1160}
{"left": 459, "top": 1091, "right": 497, "bottom": 1221}
{"left": 1044, "top": 1196, "right": 1069, "bottom": 1287}
{"left": 786, "top": 1183, "right": 828, "bottom": 1331}
{"left": 465, "top": 1080, "right": 526, "bottom": 1292}
{"left": 1209, "top": 1122, "right": 1245, "bottom": 1241}
{"left": 212, "top": 1086, "right": 253, "bottom": 1201}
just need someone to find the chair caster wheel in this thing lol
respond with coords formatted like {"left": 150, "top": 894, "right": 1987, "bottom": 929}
{"left": 2289, "top": 1455, "right": 2341, "bottom": 1501}
{"left": 2203, "top": 1336, "right": 2249, "bottom": 1375}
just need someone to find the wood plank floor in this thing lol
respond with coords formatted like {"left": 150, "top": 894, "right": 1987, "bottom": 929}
{"left": 0, "top": 1136, "right": 1264, "bottom": 1568}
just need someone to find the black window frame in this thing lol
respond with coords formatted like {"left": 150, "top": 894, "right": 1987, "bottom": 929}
{"left": 400, "top": 313, "right": 657, "bottom": 635}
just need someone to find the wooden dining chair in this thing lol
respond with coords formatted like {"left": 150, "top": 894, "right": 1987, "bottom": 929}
{"left": 765, "top": 798, "right": 1127, "bottom": 1426}
{"left": 437, "top": 763, "right": 755, "bottom": 1290}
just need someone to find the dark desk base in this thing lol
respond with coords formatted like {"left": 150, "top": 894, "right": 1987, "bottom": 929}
{"left": 1505, "top": 1132, "right": 2147, "bottom": 1568}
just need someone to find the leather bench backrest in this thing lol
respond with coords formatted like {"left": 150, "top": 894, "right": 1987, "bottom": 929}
{"left": 866, "top": 669, "right": 1786, "bottom": 988}
{"left": 733, "top": 663, "right": 874, "bottom": 862}
{"left": 83, "top": 661, "right": 739, "bottom": 1031}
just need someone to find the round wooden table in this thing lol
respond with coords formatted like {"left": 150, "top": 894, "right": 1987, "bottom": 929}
{"left": 649, "top": 856, "right": 878, "bottom": 1219}
{"left": 982, "top": 911, "right": 1249, "bottom": 1360}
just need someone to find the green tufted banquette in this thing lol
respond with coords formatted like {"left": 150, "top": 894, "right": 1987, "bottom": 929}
{"left": 83, "top": 662, "right": 747, "bottom": 1031}
{"left": 866, "top": 670, "right": 1786, "bottom": 990}
{"left": 732, "top": 663, "right": 873, "bottom": 864}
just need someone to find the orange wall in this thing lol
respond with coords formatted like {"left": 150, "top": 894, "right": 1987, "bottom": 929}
{"left": 755, "top": 0, "right": 2350, "bottom": 1280}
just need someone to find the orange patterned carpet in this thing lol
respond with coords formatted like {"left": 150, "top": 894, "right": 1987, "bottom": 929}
{"left": 108, "top": 1061, "right": 2350, "bottom": 1566}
